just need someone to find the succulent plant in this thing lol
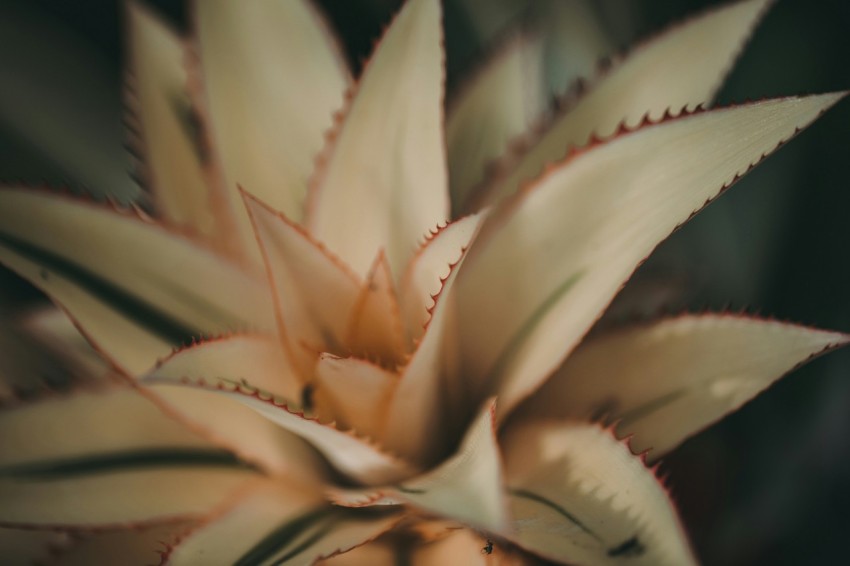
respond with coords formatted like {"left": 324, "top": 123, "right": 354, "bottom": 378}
{"left": 0, "top": 0, "right": 845, "bottom": 564}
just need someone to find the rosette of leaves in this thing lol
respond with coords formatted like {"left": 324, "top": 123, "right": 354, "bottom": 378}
{"left": 0, "top": 0, "right": 846, "bottom": 564}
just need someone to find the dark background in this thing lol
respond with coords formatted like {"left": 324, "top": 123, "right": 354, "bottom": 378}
{"left": 1, "top": 0, "right": 849, "bottom": 564}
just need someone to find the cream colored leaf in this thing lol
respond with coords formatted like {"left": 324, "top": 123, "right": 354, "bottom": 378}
{"left": 145, "top": 375, "right": 417, "bottom": 487}
{"left": 384, "top": 248, "right": 468, "bottom": 466}
{"left": 456, "top": 93, "right": 845, "bottom": 421}
{"left": 474, "top": 0, "right": 773, "bottom": 209}
{"left": 0, "top": 189, "right": 275, "bottom": 374}
{"left": 0, "top": 386, "right": 210, "bottom": 469}
{"left": 128, "top": 2, "right": 232, "bottom": 250}
{"left": 314, "top": 354, "right": 397, "bottom": 441}
{"left": 331, "top": 400, "right": 508, "bottom": 534}
{"left": 143, "top": 336, "right": 327, "bottom": 480}
{"left": 195, "top": 0, "right": 350, "bottom": 229}
{"left": 346, "top": 252, "right": 406, "bottom": 366}
{"left": 0, "top": 241, "right": 172, "bottom": 374}
{"left": 244, "top": 192, "right": 360, "bottom": 377}
{"left": 520, "top": 314, "right": 848, "bottom": 459}
{"left": 307, "top": 0, "right": 449, "bottom": 277}
{"left": 446, "top": 34, "right": 544, "bottom": 211}
{"left": 398, "top": 213, "right": 482, "bottom": 347}
{"left": 169, "top": 482, "right": 399, "bottom": 566}
{"left": 502, "top": 421, "right": 696, "bottom": 565}
{"left": 0, "top": 468, "right": 256, "bottom": 528}
{"left": 0, "top": 385, "right": 258, "bottom": 528}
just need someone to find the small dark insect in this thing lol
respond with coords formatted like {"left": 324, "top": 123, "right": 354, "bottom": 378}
{"left": 481, "top": 539, "right": 494, "bottom": 555}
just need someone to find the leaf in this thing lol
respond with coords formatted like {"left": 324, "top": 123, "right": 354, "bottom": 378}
{"left": 0, "top": 385, "right": 260, "bottom": 528}
{"left": 331, "top": 400, "right": 508, "bottom": 534}
{"left": 0, "top": 188, "right": 275, "bottom": 374}
{"left": 346, "top": 252, "right": 406, "bottom": 366}
{"left": 384, "top": 247, "right": 468, "bottom": 466}
{"left": 243, "top": 192, "right": 360, "bottom": 377}
{"left": 128, "top": 2, "right": 232, "bottom": 252}
{"left": 472, "top": 0, "right": 774, "bottom": 209}
{"left": 0, "top": 386, "right": 210, "bottom": 470}
{"left": 454, "top": 93, "right": 846, "bottom": 421}
{"left": 314, "top": 354, "right": 397, "bottom": 441}
{"left": 446, "top": 34, "right": 544, "bottom": 211}
{"left": 307, "top": 0, "right": 450, "bottom": 277}
{"left": 518, "top": 314, "right": 849, "bottom": 459}
{"left": 168, "top": 482, "right": 400, "bottom": 565}
{"left": 49, "top": 522, "right": 191, "bottom": 566}
{"left": 501, "top": 420, "right": 696, "bottom": 565}
{"left": 144, "top": 374, "right": 417, "bottom": 487}
{"left": 0, "top": 466, "right": 256, "bottom": 529}
{"left": 143, "top": 335, "right": 329, "bottom": 480}
{"left": 194, "top": 0, "right": 350, "bottom": 228}
{"left": 398, "top": 213, "right": 482, "bottom": 347}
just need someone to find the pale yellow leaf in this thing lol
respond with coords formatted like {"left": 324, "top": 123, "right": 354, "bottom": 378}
{"left": 475, "top": 0, "right": 773, "bottom": 208}
{"left": 128, "top": 2, "right": 232, "bottom": 250}
{"left": 314, "top": 354, "right": 397, "bottom": 441}
{"left": 0, "top": 189, "right": 275, "bottom": 374}
{"left": 519, "top": 314, "right": 848, "bottom": 458}
{"left": 456, "top": 94, "right": 845, "bottom": 421}
{"left": 196, "top": 0, "right": 350, "bottom": 230}
{"left": 447, "top": 34, "right": 544, "bottom": 210}
{"left": 331, "top": 401, "right": 508, "bottom": 534}
{"left": 502, "top": 421, "right": 696, "bottom": 565}
{"left": 169, "top": 482, "right": 399, "bottom": 566}
{"left": 244, "top": 192, "right": 360, "bottom": 377}
{"left": 146, "top": 375, "right": 417, "bottom": 487}
{"left": 307, "top": 0, "right": 449, "bottom": 276}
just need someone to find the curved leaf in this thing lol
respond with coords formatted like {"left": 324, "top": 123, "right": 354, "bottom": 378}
{"left": 472, "top": 0, "right": 773, "bottom": 209}
{"left": 307, "top": 0, "right": 449, "bottom": 276}
{"left": 501, "top": 420, "right": 696, "bottom": 565}
{"left": 128, "top": 2, "right": 232, "bottom": 250}
{"left": 168, "top": 482, "right": 399, "bottom": 565}
{"left": 244, "top": 192, "right": 360, "bottom": 377}
{"left": 0, "top": 189, "right": 274, "bottom": 374}
{"left": 143, "top": 335, "right": 329, "bottom": 480}
{"left": 145, "top": 374, "right": 417, "bottom": 487}
{"left": 331, "top": 400, "right": 508, "bottom": 534}
{"left": 194, "top": 0, "right": 350, "bottom": 229}
{"left": 446, "top": 34, "right": 544, "bottom": 210}
{"left": 455, "top": 93, "right": 845, "bottom": 421}
{"left": 519, "top": 314, "right": 848, "bottom": 459}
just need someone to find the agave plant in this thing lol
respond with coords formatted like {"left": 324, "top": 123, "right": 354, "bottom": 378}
{"left": 0, "top": 0, "right": 845, "bottom": 563}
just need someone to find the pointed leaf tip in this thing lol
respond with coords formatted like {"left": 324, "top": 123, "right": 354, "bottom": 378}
{"left": 307, "top": 0, "right": 449, "bottom": 277}
{"left": 519, "top": 314, "right": 850, "bottom": 459}
{"left": 457, "top": 92, "right": 846, "bottom": 422}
